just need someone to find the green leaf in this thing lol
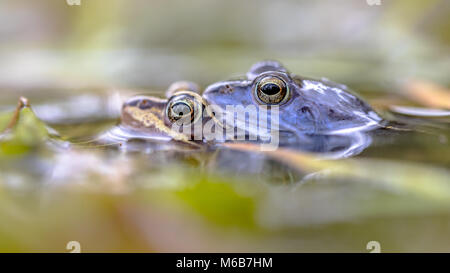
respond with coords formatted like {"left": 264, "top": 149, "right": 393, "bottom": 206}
{"left": 0, "top": 98, "right": 50, "bottom": 157}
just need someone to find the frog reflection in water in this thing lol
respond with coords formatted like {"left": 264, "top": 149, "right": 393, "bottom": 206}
{"left": 203, "top": 61, "right": 384, "bottom": 157}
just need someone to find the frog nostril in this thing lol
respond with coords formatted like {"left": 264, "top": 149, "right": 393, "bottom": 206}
{"left": 301, "top": 106, "right": 310, "bottom": 113}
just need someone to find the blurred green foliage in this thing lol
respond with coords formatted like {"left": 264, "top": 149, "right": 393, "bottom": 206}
{"left": 175, "top": 176, "right": 257, "bottom": 229}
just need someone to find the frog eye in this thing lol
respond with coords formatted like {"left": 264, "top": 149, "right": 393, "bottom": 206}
{"left": 166, "top": 92, "right": 203, "bottom": 125}
{"left": 168, "top": 101, "right": 194, "bottom": 123}
{"left": 255, "top": 76, "right": 289, "bottom": 104}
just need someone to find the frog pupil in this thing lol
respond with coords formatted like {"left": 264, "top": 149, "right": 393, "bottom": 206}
{"left": 260, "top": 83, "right": 281, "bottom": 95}
{"left": 171, "top": 102, "right": 191, "bottom": 120}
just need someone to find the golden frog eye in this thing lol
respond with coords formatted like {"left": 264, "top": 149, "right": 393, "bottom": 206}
{"left": 255, "top": 76, "right": 289, "bottom": 104}
{"left": 166, "top": 91, "right": 203, "bottom": 125}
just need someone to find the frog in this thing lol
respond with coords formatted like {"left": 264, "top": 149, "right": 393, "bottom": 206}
{"left": 202, "top": 60, "right": 383, "bottom": 155}
{"left": 114, "top": 81, "right": 222, "bottom": 149}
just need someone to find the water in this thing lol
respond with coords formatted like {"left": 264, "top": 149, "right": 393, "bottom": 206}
{"left": 0, "top": 88, "right": 448, "bottom": 252}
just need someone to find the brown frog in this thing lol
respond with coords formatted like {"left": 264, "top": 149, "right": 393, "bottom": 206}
{"left": 118, "top": 81, "right": 216, "bottom": 147}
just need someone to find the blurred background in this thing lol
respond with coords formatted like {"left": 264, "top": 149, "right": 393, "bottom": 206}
{"left": 0, "top": 0, "right": 449, "bottom": 252}
{"left": 0, "top": 0, "right": 448, "bottom": 95}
